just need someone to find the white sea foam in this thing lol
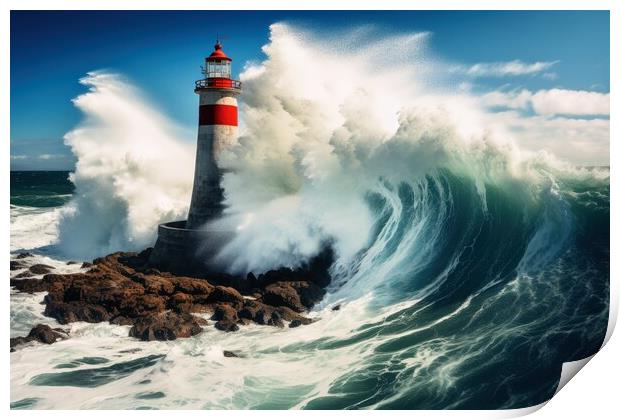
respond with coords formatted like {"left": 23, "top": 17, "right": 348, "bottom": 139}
{"left": 10, "top": 205, "right": 63, "bottom": 252}
{"left": 56, "top": 72, "right": 195, "bottom": 259}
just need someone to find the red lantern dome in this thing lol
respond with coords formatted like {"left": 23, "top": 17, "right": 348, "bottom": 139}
{"left": 207, "top": 41, "right": 232, "bottom": 62}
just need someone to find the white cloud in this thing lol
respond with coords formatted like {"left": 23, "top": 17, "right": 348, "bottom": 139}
{"left": 455, "top": 60, "right": 558, "bottom": 77}
{"left": 482, "top": 88, "right": 609, "bottom": 116}
{"left": 482, "top": 90, "right": 533, "bottom": 110}
{"left": 491, "top": 111, "right": 609, "bottom": 166}
{"left": 530, "top": 89, "right": 609, "bottom": 116}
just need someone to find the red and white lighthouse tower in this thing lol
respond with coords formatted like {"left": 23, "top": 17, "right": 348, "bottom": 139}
{"left": 149, "top": 41, "right": 242, "bottom": 275}
{"left": 186, "top": 41, "right": 242, "bottom": 229}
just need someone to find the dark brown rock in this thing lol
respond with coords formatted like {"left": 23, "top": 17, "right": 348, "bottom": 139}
{"left": 168, "top": 292, "right": 193, "bottom": 308}
{"left": 223, "top": 350, "right": 240, "bottom": 357}
{"left": 12, "top": 270, "right": 35, "bottom": 279}
{"left": 10, "top": 277, "right": 48, "bottom": 293}
{"left": 214, "top": 320, "right": 239, "bottom": 332}
{"left": 10, "top": 337, "right": 30, "bottom": 349}
{"left": 10, "top": 249, "right": 330, "bottom": 342}
{"left": 211, "top": 304, "right": 238, "bottom": 322}
{"left": 10, "top": 324, "right": 68, "bottom": 351}
{"left": 28, "top": 264, "right": 55, "bottom": 275}
{"left": 262, "top": 282, "right": 305, "bottom": 312}
{"left": 10, "top": 260, "right": 28, "bottom": 271}
{"left": 174, "top": 277, "right": 214, "bottom": 295}
{"left": 110, "top": 315, "right": 133, "bottom": 326}
{"left": 132, "top": 273, "right": 175, "bottom": 295}
{"left": 129, "top": 312, "right": 203, "bottom": 341}
{"left": 295, "top": 281, "right": 326, "bottom": 309}
{"left": 27, "top": 324, "right": 68, "bottom": 344}
{"left": 44, "top": 301, "right": 111, "bottom": 324}
{"left": 16, "top": 252, "right": 34, "bottom": 259}
{"left": 207, "top": 286, "right": 243, "bottom": 308}
{"left": 268, "top": 310, "right": 285, "bottom": 328}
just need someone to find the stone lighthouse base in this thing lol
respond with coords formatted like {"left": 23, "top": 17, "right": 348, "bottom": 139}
{"left": 148, "top": 220, "right": 234, "bottom": 277}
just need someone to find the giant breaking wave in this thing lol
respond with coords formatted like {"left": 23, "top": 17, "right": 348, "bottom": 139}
{"left": 33, "top": 23, "right": 610, "bottom": 408}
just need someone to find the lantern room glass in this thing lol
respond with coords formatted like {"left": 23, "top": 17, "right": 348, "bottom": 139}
{"left": 206, "top": 60, "right": 231, "bottom": 78}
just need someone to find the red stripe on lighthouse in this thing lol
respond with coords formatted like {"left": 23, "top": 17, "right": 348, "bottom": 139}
{"left": 199, "top": 104, "right": 238, "bottom": 126}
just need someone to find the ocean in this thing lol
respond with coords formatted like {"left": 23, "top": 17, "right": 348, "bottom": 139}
{"left": 9, "top": 167, "right": 610, "bottom": 409}
{"left": 9, "top": 21, "right": 610, "bottom": 411}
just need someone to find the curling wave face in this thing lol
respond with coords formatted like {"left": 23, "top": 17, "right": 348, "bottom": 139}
{"left": 10, "top": 23, "right": 609, "bottom": 409}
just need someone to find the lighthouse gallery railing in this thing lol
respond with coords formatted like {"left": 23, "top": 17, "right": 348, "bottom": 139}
{"left": 195, "top": 79, "right": 242, "bottom": 90}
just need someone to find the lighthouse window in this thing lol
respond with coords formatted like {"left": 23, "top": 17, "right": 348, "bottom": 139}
{"left": 207, "top": 61, "right": 231, "bottom": 78}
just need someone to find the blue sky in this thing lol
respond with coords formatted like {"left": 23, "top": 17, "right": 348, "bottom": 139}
{"left": 10, "top": 10, "right": 610, "bottom": 170}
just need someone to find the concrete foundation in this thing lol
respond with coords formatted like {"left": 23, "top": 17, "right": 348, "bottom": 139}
{"left": 148, "top": 220, "right": 234, "bottom": 276}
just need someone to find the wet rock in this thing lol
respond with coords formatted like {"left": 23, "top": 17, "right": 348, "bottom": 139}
{"left": 294, "top": 281, "right": 325, "bottom": 309}
{"left": 268, "top": 310, "right": 285, "bottom": 328}
{"left": 11, "top": 270, "right": 35, "bottom": 279}
{"left": 332, "top": 304, "right": 341, "bottom": 311}
{"left": 29, "top": 264, "right": 55, "bottom": 275}
{"left": 10, "top": 260, "right": 27, "bottom": 271}
{"left": 207, "top": 286, "right": 243, "bottom": 308}
{"left": 214, "top": 320, "right": 239, "bottom": 332}
{"left": 81, "top": 262, "right": 93, "bottom": 269}
{"left": 129, "top": 312, "right": 204, "bottom": 341}
{"left": 110, "top": 315, "right": 133, "bottom": 326}
{"left": 10, "top": 249, "right": 331, "bottom": 341}
{"left": 10, "top": 277, "right": 48, "bottom": 293}
{"left": 16, "top": 252, "right": 34, "bottom": 259}
{"left": 10, "top": 324, "right": 68, "bottom": 351}
{"left": 44, "top": 301, "right": 111, "bottom": 324}
{"left": 174, "top": 277, "right": 214, "bottom": 295}
{"left": 168, "top": 292, "right": 193, "bottom": 310}
{"left": 289, "top": 319, "right": 303, "bottom": 328}
{"left": 211, "top": 304, "right": 238, "bottom": 322}
{"left": 223, "top": 350, "right": 240, "bottom": 358}
{"left": 27, "top": 324, "right": 69, "bottom": 344}
{"left": 132, "top": 273, "right": 175, "bottom": 295}
{"left": 262, "top": 282, "right": 305, "bottom": 312}
{"left": 66, "top": 261, "right": 79, "bottom": 265}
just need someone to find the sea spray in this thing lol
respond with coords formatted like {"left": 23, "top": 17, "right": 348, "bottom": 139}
{"left": 211, "top": 23, "right": 566, "bottom": 274}
{"left": 57, "top": 72, "right": 195, "bottom": 259}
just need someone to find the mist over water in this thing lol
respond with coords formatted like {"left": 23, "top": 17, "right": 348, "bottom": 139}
{"left": 57, "top": 72, "right": 195, "bottom": 259}
{"left": 11, "top": 23, "right": 609, "bottom": 409}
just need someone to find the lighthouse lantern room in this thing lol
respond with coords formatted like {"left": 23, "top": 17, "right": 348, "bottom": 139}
{"left": 196, "top": 41, "right": 241, "bottom": 90}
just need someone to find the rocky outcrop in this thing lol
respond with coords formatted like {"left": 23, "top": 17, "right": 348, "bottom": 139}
{"left": 15, "top": 252, "right": 34, "bottom": 259}
{"left": 28, "top": 264, "right": 55, "bottom": 275}
{"left": 10, "top": 260, "right": 28, "bottom": 271}
{"left": 10, "top": 324, "right": 69, "bottom": 351}
{"left": 10, "top": 247, "right": 332, "bottom": 345}
{"left": 129, "top": 312, "right": 205, "bottom": 341}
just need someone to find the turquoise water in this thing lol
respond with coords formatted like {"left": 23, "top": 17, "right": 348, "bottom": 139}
{"left": 9, "top": 168, "right": 610, "bottom": 409}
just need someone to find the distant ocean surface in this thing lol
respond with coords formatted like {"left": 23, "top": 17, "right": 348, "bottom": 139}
{"left": 10, "top": 171, "right": 74, "bottom": 208}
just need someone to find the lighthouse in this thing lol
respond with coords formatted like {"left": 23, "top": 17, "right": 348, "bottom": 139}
{"left": 149, "top": 41, "right": 241, "bottom": 275}
{"left": 187, "top": 41, "right": 241, "bottom": 229}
